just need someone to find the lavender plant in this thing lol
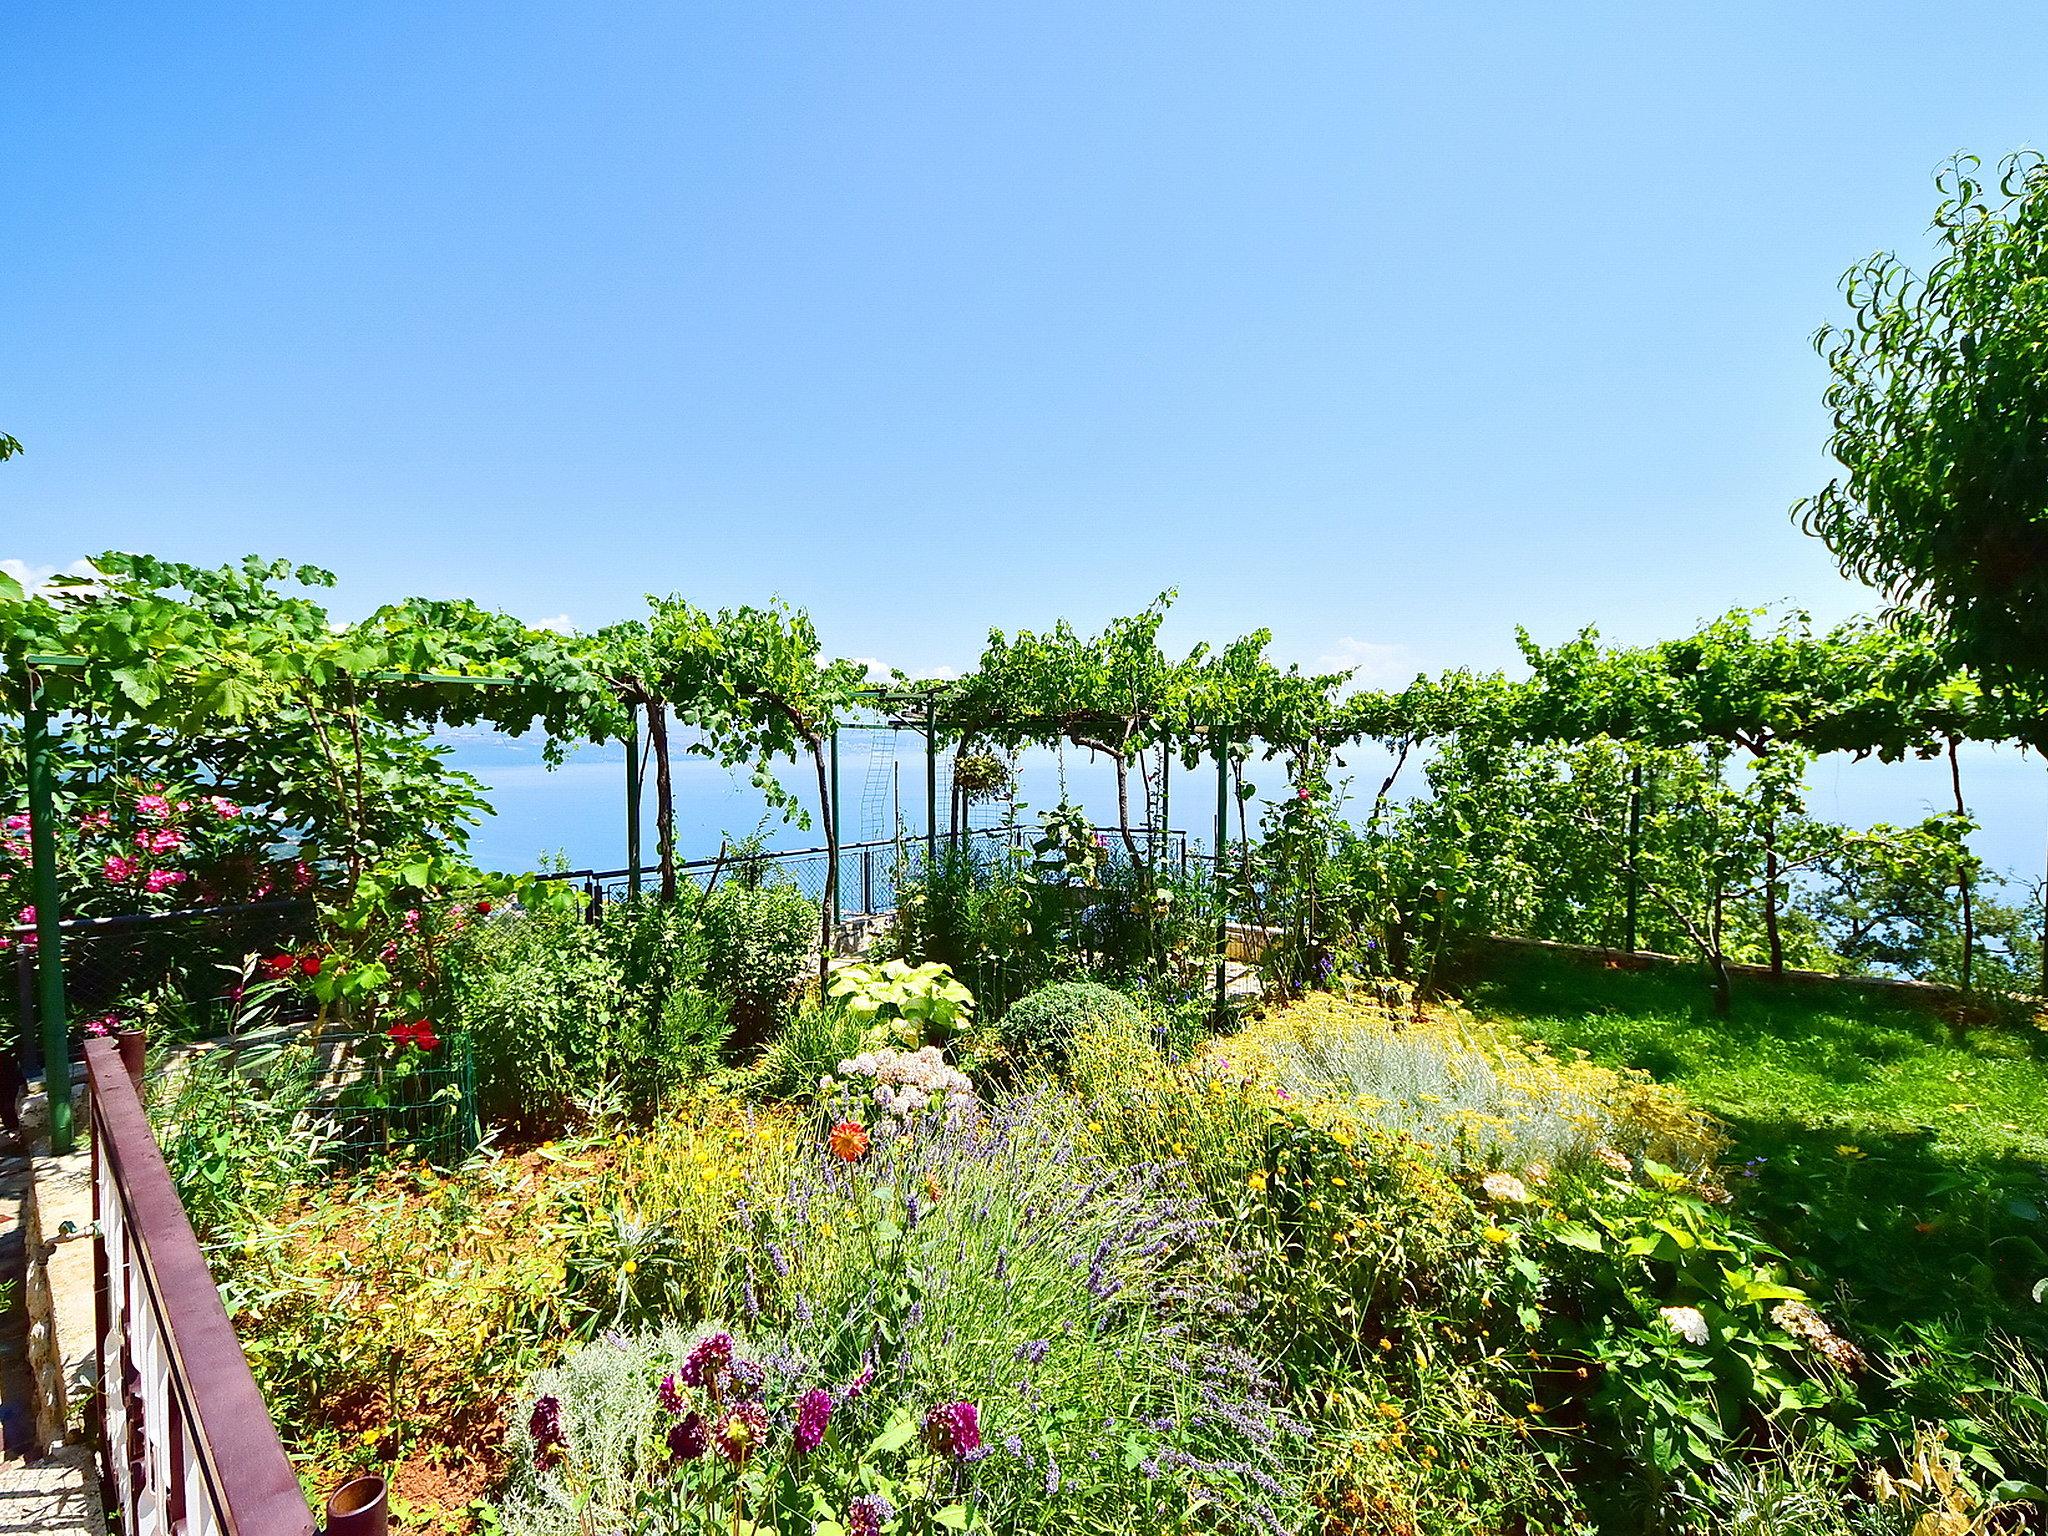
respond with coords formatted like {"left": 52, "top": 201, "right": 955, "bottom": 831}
{"left": 505, "top": 1094, "right": 1312, "bottom": 1534}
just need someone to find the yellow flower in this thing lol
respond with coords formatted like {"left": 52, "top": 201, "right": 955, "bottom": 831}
{"left": 1482, "top": 1225, "right": 1511, "bottom": 1243}
{"left": 1247, "top": 1173, "right": 1267, "bottom": 1192}
{"left": 1089, "top": 1122, "right": 1103, "bottom": 1134}
{"left": 1836, "top": 1144, "right": 1866, "bottom": 1160}
{"left": 623, "top": 1260, "right": 638, "bottom": 1275}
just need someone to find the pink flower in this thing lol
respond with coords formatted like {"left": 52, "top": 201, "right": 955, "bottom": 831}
{"left": 146, "top": 828, "right": 185, "bottom": 855}
{"left": 103, "top": 855, "right": 138, "bottom": 883}
{"left": 2, "top": 838, "right": 29, "bottom": 861}
{"left": 401, "top": 909, "right": 422, "bottom": 934}
{"left": 289, "top": 860, "right": 313, "bottom": 892}
{"left": 143, "top": 869, "right": 187, "bottom": 894}
{"left": 2, "top": 814, "right": 27, "bottom": 832}
{"left": 793, "top": 1388, "right": 832, "bottom": 1454}
{"left": 135, "top": 794, "right": 172, "bottom": 823}
{"left": 207, "top": 796, "right": 241, "bottom": 819}
{"left": 77, "top": 809, "right": 112, "bottom": 833}
{"left": 921, "top": 1400, "right": 982, "bottom": 1459}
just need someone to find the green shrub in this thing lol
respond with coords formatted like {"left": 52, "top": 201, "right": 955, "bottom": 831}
{"left": 888, "top": 842, "right": 1052, "bottom": 1016}
{"left": 998, "top": 979, "right": 1146, "bottom": 1067}
{"left": 633, "top": 986, "right": 731, "bottom": 1113}
{"left": 152, "top": 1042, "right": 330, "bottom": 1246}
{"left": 751, "top": 1001, "right": 866, "bottom": 1102}
{"left": 700, "top": 881, "right": 816, "bottom": 1040}
{"left": 443, "top": 897, "right": 718, "bottom": 1129}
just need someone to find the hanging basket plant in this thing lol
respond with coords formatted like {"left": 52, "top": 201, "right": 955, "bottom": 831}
{"left": 953, "top": 749, "right": 1015, "bottom": 805}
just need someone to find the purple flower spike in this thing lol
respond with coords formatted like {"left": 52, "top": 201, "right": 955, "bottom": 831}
{"left": 922, "top": 1400, "right": 982, "bottom": 1459}
{"left": 528, "top": 1394, "right": 567, "bottom": 1469}
{"left": 846, "top": 1493, "right": 895, "bottom": 1536}
{"left": 793, "top": 1387, "right": 832, "bottom": 1454}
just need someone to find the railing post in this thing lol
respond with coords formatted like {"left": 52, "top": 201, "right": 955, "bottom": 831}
{"left": 862, "top": 846, "right": 874, "bottom": 916}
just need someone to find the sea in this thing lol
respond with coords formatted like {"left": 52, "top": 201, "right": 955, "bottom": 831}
{"left": 449, "top": 730, "right": 2048, "bottom": 895}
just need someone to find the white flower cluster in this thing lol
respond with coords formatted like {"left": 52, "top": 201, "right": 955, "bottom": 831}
{"left": 1480, "top": 1171, "right": 1530, "bottom": 1205}
{"left": 836, "top": 1045, "right": 978, "bottom": 1123}
{"left": 1658, "top": 1304, "right": 1710, "bottom": 1346}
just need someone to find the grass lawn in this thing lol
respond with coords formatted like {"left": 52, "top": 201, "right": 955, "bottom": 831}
{"left": 1453, "top": 945, "right": 2048, "bottom": 1351}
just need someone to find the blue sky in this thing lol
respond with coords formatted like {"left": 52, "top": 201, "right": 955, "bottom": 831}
{"left": 7, "top": 4, "right": 2048, "bottom": 874}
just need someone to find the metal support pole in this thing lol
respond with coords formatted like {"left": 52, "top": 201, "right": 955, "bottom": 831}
{"left": 25, "top": 672, "right": 73, "bottom": 1152}
{"left": 924, "top": 698, "right": 938, "bottom": 872}
{"left": 1159, "top": 737, "right": 1170, "bottom": 864}
{"left": 829, "top": 728, "right": 842, "bottom": 928}
{"left": 1624, "top": 761, "right": 1644, "bottom": 954}
{"left": 1213, "top": 729, "right": 1229, "bottom": 1025}
{"left": 625, "top": 702, "right": 643, "bottom": 898}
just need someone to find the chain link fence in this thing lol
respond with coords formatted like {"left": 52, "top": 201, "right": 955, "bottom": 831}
{"left": 7, "top": 898, "right": 315, "bottom": 1074}
{"left": 539, "top": 826, "right": 1192, "bottom": 918}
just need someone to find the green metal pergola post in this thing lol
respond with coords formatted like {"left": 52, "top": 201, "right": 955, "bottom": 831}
{"left": 23, "top": 667, "right": 73, "bottom": 1152}
{"left": 625, "top": 701, "right": 643, "bottom": 897}
{"left": 1158, "top": 735, "right": 1170, "bottom": 865}
{"left": 1213, "top": 728, "right": 1229, "bottom": 1025}
{"left": 1623, "top": 761, "right": 1643, "bottom": 953}
{"left": 924, "top": 696, "right": 938, "bottom": 872}
{"left": 829, "top": 727, "right": 841, "bottom": 928}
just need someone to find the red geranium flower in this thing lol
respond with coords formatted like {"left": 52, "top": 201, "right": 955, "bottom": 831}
{"left": 386, "top": 1020, "right": 440, "bottom": 1052}
{"left": 259, "top": 953, "right": 295, "bottom": 980}
{"left": 475, "top": 898, "right": 493, "bottom": 916}
{"left": 298, "top": 953, "right": 323, "bottom": 977}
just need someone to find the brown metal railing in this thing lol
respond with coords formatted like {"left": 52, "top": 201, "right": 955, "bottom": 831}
{"left": 87, "top": 1034, "right": 319, "bottom": 1536}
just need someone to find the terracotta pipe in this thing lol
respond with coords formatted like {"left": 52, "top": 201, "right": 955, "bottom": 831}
{"left": 325, "top": 1474, "right": 388, "bottom": 1536}
{"left": 114, "top": 1027, "right": 147, "bottom": 1094}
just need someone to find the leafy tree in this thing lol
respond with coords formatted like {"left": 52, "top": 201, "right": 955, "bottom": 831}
{"left": 1797, "top": 151, "right": 2048, "bottom": 711}
{"left": 946, "top": 594, "right": 1192, "bottom": 868}
{"left": 645, "top": 596, "right": 866, "bottom": 987}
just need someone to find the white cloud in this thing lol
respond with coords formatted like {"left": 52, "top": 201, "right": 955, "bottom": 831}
{"left": 842, "top": 657, "right": 959, "bottom": 683}
{"left": 1314, "top": 637, "right": 1415, "bottom": 689}
{"left": 2, "top": 557, "right": 101, "bottom": 597}
{"left": 529, "top": 613, "right": 576, "bottom": 634}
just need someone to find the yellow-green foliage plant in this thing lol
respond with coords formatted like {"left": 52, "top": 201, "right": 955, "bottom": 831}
{"left": 1215, "top": 991, "right": 1718, "bottom": 1177}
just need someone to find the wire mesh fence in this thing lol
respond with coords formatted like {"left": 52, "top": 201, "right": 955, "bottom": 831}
{"left": 538, "top": 826, "right": 1193, "bottom": 920}
{"left": 7, "top": 899, "right": 315, "bottom": 1074}
{"left": 297, "top": 1026, "right": 478, "bottom": 1168}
